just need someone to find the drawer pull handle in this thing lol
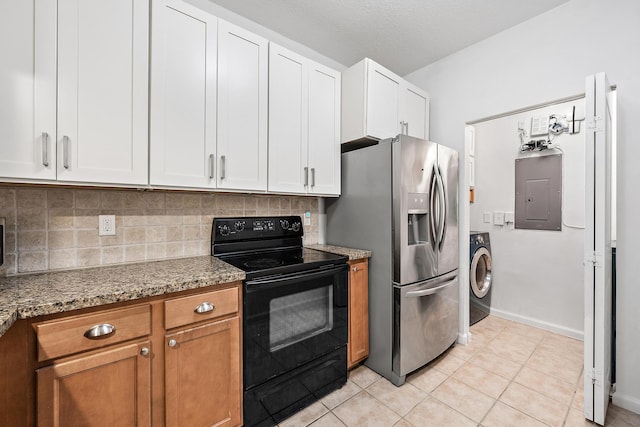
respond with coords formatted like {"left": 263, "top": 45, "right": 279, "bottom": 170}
{"left": 168, "top": 339, "right": 177, "bottom": 348}
{"left": 194, "top": 302, "right": 215, "bottom": 314}
{"left": 83, "top": 323, "right": 116, "bottom": 340}
{"left": 140, "top": 347, "right": 150, "bottom": 357}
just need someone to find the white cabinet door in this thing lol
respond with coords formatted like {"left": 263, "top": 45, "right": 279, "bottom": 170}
{"left": 57, "top": 0, "right": 148, "bottom": 185}
{"left": 0, "top": 0, "right": 56, "bottom": 180}
{"left": 367, "top": 61, "right": 402, "bottom": 140}
{"left": 150, "top": 0, "right": 217, "bottom": 189}
{"left": 268, "top": 44, "right": 307, "bottom": 194}
{"left": 308, "top": 63, "right": 341, "bottom": 196}
{"left": 217, "top": 20, "right": 268, "bottom": 192}
{"left": 402, "top": 82, "right": 430, "bottom": 140}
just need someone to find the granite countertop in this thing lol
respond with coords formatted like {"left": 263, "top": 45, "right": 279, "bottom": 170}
{"left": 0, "top": 256, "right": 245, "bottom": 338}
{"left": 306, "top": 244, "right": 372, "bottom": 261}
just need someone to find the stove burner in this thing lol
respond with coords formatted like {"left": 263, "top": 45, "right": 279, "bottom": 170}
{"left": 243, "top": 258, "right": 284, "bottom": 269}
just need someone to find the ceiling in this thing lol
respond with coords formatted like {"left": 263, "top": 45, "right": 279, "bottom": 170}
{"left": 211, "top": 0, "right": 571, "bottom": 75}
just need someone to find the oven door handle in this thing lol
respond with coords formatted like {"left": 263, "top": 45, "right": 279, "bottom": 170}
{"left": 245, "top": 264, "right": 348, "bottom": 291}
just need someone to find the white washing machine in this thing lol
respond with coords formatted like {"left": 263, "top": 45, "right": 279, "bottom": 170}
{"left": 470, "top": 231, "right": 492, "bottom": 325}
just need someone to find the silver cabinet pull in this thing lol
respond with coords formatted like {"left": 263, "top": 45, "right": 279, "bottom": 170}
{"left": 400, "top": 121, "right": 405, "bottom": 134}
{"left": 41, "top": 132, "right": 49, "bottom": 167}
{"left": 405, "top": 122, "right": 409, "bottom": 135}
{"left": 168, "top": 339, "right": 177, "bottom": 348}
{"left": 83, "top": 323, "right": 116, "bottom": 340}
{"left": 304, "top": 167, "right": 309, "bottom": 186}
{"left": 220, "top": 155, "right": 226, "bottom": 180}
{"left": 311, "top": 168, "right": 315, "bottom": 187}
{"left": 209, "top": 154, "right": 215, "bottom": 179}
{"left": 140, "top": 347, "right": 150, "bottom": 356}
{"left": 63, "top": 136, "right": 70, "bottom": 169}
{"left": 194, "top": 302, "right": 215, "bottom": 314}
{"left": 352, "top": 267, "right": 357, "bottom": 272}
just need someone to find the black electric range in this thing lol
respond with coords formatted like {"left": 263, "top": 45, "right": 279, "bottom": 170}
{"left": 211, "top": 216, "right": 349, "bottom": 427}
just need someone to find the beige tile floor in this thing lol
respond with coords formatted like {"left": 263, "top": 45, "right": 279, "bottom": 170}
{"left": 279, "top": 315, "right": 640, "bottom": 427}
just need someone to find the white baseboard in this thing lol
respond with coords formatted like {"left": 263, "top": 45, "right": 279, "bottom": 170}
{"left": 488, "top": 306, "right": 584, "bottom": 341}
{"left": 612, "top": 392, "right": 640, "bottom": 416}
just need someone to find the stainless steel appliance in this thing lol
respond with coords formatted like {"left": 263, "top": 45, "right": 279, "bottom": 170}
{"left": 470, "top": 231, "right": 493, "bottom": 325}
{"left": 326, "top": 134, "right": 459, "bottom": 385}
{"left": 211, "top": 216, "right": 349, "bottom": 427}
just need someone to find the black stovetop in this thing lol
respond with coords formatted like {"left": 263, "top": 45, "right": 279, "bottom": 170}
{"left": 212, "top": 216, "right": 347, "bottom": 280}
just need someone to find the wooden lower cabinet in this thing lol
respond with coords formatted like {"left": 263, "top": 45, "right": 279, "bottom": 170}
{"left": 37, "top": 341, "right": 151, "bottom": 427}
{"left": 165, "top": 317, "right": 241, "bottom": 427}
{"left": 347, "top": 258, "right": 369, "bottom": 368}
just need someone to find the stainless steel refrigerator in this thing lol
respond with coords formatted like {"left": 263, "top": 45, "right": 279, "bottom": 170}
{"left": 326, "top": 134, "right": 459, "bottom": 385}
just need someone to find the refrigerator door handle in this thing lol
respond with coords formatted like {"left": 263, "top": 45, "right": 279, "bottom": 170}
{"left": 436, "top": 166, "right": 447, "bottom": 251}
{"left": 405, "top": 276, "right": 458, "bottom": 298}
{"left": 429, "top": 165, "right": 438, "bottom": 249}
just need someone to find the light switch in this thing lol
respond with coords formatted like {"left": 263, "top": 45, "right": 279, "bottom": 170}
{"left": 494, "top": 211, "right": 505, "bottom": 226}
{"left": 483, "top": 212, "right": 491, "bottom": 223}
{"left": 504, "top": 212, "right": 514, "bottom": 223}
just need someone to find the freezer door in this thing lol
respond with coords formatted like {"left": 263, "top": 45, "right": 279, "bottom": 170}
{"left": 392, "top": 135, "right": 438, "bottom": 285}
{"left": 437, "top": 144, "right": 459, "bottom": 276}
{"left": 393, "top": 272, "right": 459, "bottom": 379}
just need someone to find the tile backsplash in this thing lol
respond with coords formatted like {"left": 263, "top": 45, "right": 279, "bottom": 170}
{"left": 0, "top": 186, "right": 319, "bottom": 275}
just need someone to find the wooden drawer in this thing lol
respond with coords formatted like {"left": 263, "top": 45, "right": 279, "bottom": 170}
{"left": 35, "top": 305, "right": 151, "bottom": 362}
{"left": 164, "top": 287, "right": 238, "bottom": 330}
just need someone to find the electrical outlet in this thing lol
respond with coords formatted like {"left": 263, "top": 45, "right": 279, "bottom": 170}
{"left": 483, "top": 212, "right": 491, "bottom": 223}
{"left": 99, "top": 215, "right": 116, "bottom": 236}
{"left": 494, "top": 211, "right": 505, "bottom": 226}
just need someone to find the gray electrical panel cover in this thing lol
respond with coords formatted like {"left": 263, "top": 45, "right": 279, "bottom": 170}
{"left": 515, "top": 154, "right": 562, "bottom": 231}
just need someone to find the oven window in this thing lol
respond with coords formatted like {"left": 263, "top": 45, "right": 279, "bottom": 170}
{"left": 269, "top": 286, "right": 333, "bottom": 352}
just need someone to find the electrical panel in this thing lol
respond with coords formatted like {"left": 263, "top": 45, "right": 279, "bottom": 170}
{"left": 515, "top": 154, "right": 562, "bottom": 231}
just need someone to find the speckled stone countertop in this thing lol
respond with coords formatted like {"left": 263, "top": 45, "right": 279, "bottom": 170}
{"left": 306, "top": 244, "right": 372, "bottom": 261}
{"left": 0, "top": 256, "right": 244, "bottom": 338}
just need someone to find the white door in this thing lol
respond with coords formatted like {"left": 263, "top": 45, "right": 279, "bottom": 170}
{"left": 366, "top": 60, "right": 402, "bottom": 140}
{"left": 402, "top": 83, "right": 430, "bottom": 140}
{"left": 150, "top": 0, "right": 217, "bottom": 189}
{"left": 57, "top": 0, "right": 148, "bottom": 185}
{"left": 308, "top": 62, "right": 341, "bottom": 196}
{"left": 0, "top": 0, "right": 56, "bottom": 180}
{"left": 267, "top": 43, "right": 307, "bottom": 194}
{"left": 217, "top": 20, "right": 268, "bottom": 192}
{"left": 584, "top": 72, "right": 613, "bottom": 425}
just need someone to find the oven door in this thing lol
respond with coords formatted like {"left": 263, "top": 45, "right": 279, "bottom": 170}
{"left": 243, "top": 264, "right": 348, "bottom": 390}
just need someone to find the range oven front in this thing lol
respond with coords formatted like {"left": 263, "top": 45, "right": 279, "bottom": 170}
{"left": 243, "top": 264, "right": 348, "bottom": 426}
{"left": 212, "top": 216, "right": 348, "bottom": 427}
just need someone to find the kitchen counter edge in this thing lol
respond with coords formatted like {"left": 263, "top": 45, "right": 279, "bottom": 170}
{"left": 0, "top": 256, "right": 245, "bottom": 337}
{"left": 306, "top": 244, "right": 372, "bottom": 261}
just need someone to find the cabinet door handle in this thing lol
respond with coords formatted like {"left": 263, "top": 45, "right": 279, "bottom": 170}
{"left": 400, "top": 121, "right": 405, "bottom": 134}
{"left": 209, "top": 154, "right": 215, "bottom": 179}
{"left": 83, "top": 323, "right": 116, "bottom": 340}
{"left": 352, "top": 267, "right": 358, "bottom": 272}
{"left": 140, "top": 347, "right": 150, "bottom": 356}
{"left": 168, "top": 339, "right": 177, "bottom": 348}
{"left": 304, "top": 167, "right": 309, "bottom": 186}
{"left": 194, "top": 302, "right": 215, "bottom": 314}
{"left": 311, "top": 168, "right": 315, "bottom": 187}
{"left": 220, "top": 155, "right": 226, "bottom": 180}
{"left": 405, "top": 121, "right": 409, "bottom": 135}
{"left": 63, "top": 136, "right": 70, "bottom": 169}
{"left": 41, "top": 132, "right": 49, "bottom": 167}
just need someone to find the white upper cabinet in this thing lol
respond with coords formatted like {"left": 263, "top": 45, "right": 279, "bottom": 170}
{"left": 150, "top": 0, "right": 217, "bottom": 189}
{"left": 0, "top": 0, "right": 56, "bottom": 180}
{"left": 57, "top": 0, "right": 149, "bottom": 185}
{"left": 307, "top": 62, "right": 341, "bottom": 195}
{"left": 56, "top": 0, "right": 149, "bottom": 185}
{"left": 341, "top": 58, "right": 430, "bottom": 143}
{"left": 217, "top": 20, "right": 268, "bottom": 192}
{"left": 268, "top": 44, "right": 341, "bottom": 196}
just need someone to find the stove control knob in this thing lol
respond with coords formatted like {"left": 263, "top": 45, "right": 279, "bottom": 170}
{"left": 219, "top": 224, "right": 231, "bottom": 236}
{"left": 280, "top": 219, "right": 290, "bottom": 230}
{"left": 292, "top": 222, "right": 301, "bottom": 232}
{"left": 234, "top": 221, "right": 245, "bottom": 232}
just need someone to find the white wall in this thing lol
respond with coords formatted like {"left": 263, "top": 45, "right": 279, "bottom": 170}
{"left": 405, "top": 0, "right": 640, "bottom": 414}
{"left": 188, "top": 0, "right": 346, "bottom": 71}
{"left": 470, "top": 99, "right": 586, "bottom": 338}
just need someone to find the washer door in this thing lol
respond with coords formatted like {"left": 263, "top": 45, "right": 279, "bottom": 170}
{"left": 470, "top": 247, "right": 492, "bottom": 298}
